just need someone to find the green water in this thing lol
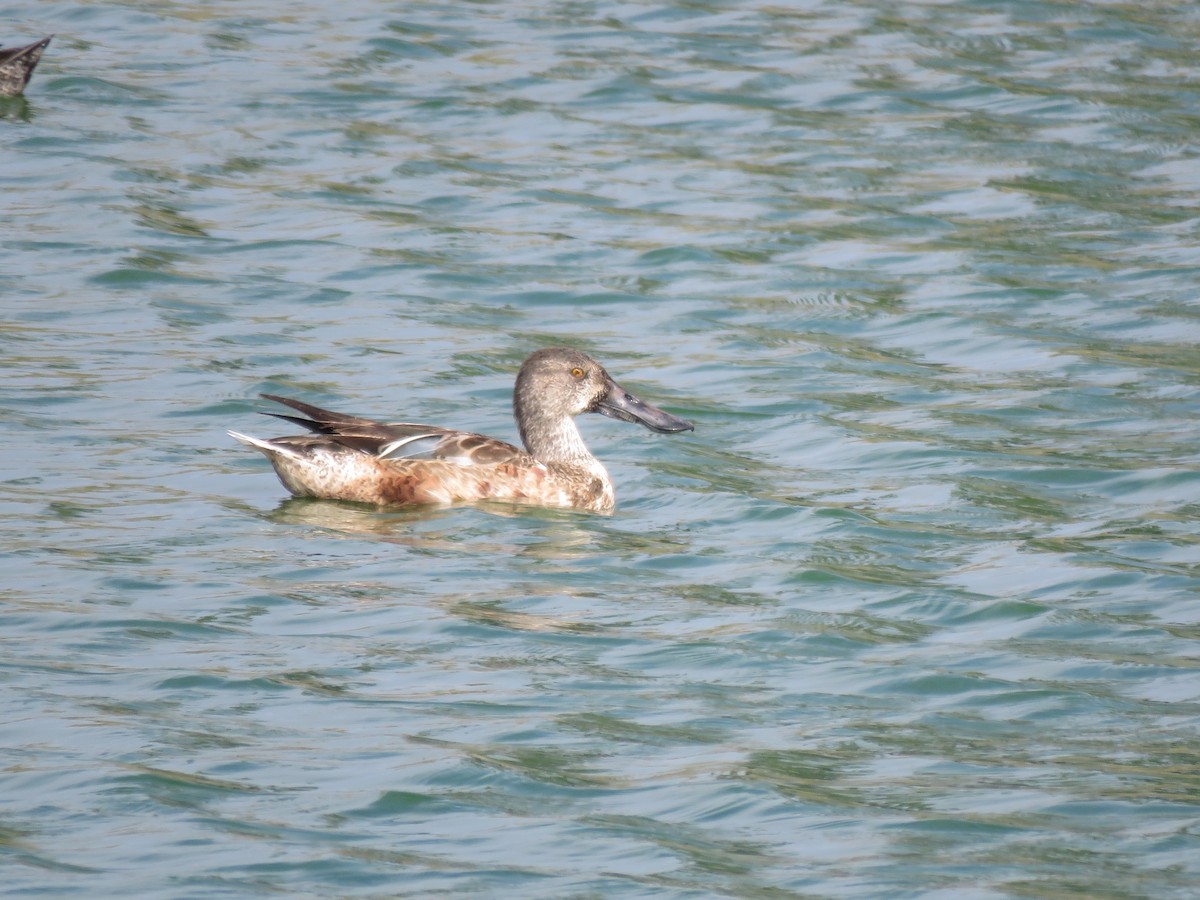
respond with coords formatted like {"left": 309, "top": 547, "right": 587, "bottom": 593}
{"left": 3, "top": 1, "right": 1199, "bottom": 897}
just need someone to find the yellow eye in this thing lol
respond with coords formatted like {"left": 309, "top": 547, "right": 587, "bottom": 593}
{"left": 570, "top": 366, "right": 585, "bottom": 379}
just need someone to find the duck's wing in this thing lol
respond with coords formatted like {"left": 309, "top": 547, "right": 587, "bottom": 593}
{"left": 0, "top": 36, "right": 51, "bottom": 95}
{"left": 0, "top": 36, "right": 51, "bottom": 65}
{"left": 260, "top": 394, "right": 528, "bottom": 466}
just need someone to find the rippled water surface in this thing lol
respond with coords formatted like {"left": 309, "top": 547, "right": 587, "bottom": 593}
{"left": 4, "top": 0, "right": 1200, "bottom": 896}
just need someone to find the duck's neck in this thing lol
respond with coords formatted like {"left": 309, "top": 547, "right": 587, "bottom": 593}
{"left": 518, "top": 412, "right": 595, "bottom": 465}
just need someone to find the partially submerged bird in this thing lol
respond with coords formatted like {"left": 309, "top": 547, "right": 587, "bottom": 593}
{"left": 0, "top": 36, "right": 52, "bottom": 97}
{"left": 230, "top": 348, "right": 694, "bottom": 511}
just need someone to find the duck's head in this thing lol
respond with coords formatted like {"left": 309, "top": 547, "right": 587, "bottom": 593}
{"left": 514, "top": 348, "right": 694, "bottom": 447}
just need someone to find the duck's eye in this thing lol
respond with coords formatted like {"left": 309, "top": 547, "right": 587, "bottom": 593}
{"left": 570, "top": 366, "right": 585, "bottom": 379}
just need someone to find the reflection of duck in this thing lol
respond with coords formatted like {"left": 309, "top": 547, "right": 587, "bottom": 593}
{"left": 0, "top": 36, "right": 51, "bottom": 97}
{"left": 231, "top": 348, "right": 693, "bottom": 511}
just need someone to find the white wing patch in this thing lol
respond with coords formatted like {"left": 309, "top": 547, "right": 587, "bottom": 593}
{"left": 375, "top": 433, "right": 444, "bottom": 459}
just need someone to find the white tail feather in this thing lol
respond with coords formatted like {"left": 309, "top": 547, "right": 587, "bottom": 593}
{"left": 228, "top": 430, "right": 302, "bottom": 460}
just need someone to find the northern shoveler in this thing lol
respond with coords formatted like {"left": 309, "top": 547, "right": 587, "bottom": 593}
{"left": 0, "top": 36, "right": 51, "bottom": 97}
{"left": 230, "top": 347, "right": 694, "bottom": 511}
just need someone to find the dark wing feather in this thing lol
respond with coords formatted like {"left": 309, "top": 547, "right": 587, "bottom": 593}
{"left": 261, "top": 394, "right": 377, "bottom": 428}
{"left": 0, "top": 36, "right": 51, "bottom": 95}
{"left": 0, "top": 36, "right": 52, "bottom": 66}
{"left": 260, "top": 394, "right": 527, "bottom": 465}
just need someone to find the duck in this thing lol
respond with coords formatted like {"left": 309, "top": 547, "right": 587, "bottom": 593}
{"left": 230, "top": 347, "right": 694, "bottom": 511}
{"left": 0, "top": 36, "right": 52, "bottom": 97}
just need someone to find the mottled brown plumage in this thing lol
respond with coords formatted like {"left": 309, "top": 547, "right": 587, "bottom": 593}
{"left": 0, "top": 36, "right": 51, "bottom": 97}
{"left": 230, "top": 348, "right": 693, "bottom": 512}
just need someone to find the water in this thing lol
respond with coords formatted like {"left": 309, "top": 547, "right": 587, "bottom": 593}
{"left": 3, "top": 0, "right": 1199, "bottom": 896}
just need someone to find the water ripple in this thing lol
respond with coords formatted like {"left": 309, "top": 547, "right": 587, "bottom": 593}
{"left": 3, "top": 0, "right": 1199, "bottom": 896}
